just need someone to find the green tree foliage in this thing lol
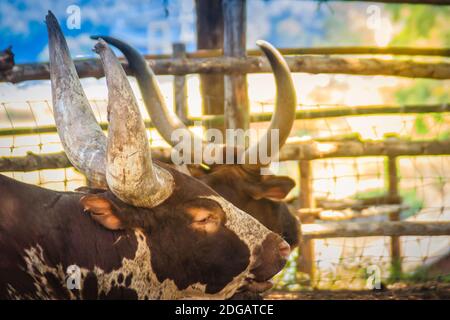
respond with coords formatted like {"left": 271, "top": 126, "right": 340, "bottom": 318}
{"left": 388, "top": 6, "right": 449, "bottom": 138}
{"left": 394, "top": 80, "right": 449, "bottom": 137}
{"left": 387, "top": 5, "right": 450, "bottom": 46}
{"left": 395, "top": 80, "right": 449, "bottom": 106}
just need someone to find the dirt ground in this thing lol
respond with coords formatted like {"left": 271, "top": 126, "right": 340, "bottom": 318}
{"left": 264, "top": 282, "right": 450, "bottom": 300}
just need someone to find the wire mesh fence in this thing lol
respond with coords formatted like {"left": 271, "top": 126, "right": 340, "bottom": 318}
{"left": 1, "top": 95, "right": 449, "bottom": 291}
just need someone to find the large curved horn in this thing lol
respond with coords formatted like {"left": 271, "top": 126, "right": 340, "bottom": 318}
{"left": 91, "top": 36, "right": 204, "bottom": 147}
{"left": 94, "top": 39, "right": 174, "bottom": 208}
{"left": 91, "top": 35, "right": 206, "bottom": 161}
{"left": 95, "top": 37, "right": 296, "bottom": 166}
{"left": 245, "top": 40, "right": 297, "bottom": 164}
{"left": 46, "top": 11, "right": 107, "bottom": 187}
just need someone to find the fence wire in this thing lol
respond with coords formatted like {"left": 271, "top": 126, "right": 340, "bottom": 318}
{"left": 1, "top": 97, "right": 449, "bottom": 291}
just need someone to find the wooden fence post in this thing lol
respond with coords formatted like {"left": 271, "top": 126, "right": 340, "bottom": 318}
{"left": 195, "top": 0, "right": 225, "bottom": 133}
{"left": 223, "top": 0, "right": 249, "bottom": 133}
{"left": 172, "top": 43, "right": 188, "bottom": 123}
{"left": 297, "top": 160, "right": 316, "bottom": 283}
{"left": 0, "top": 46, "right": 14, "bottom": 72}
{"left": 387, "top": 155, "right": 402, "bottom": 277}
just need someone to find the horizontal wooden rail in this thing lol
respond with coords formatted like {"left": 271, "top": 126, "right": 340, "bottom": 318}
{"left": 2, "top": 55, "right": 450, "bottom": 83}
{"left": 1, "top": 103, "right": 448, "bottom": 137}
{"left": 139, "top": 47, "right": 450, "bottom": 59}
{"left": 3, "top": 47, "right": 448, "bottom": 70}
{"left": 249, "top": 47, "right": 450, "bottom": 58}
{"left": 278, "top": 139, "right": 450, "bottom": 161}
{"left": 298, "top": 204, "right": 409, "bottom": 221}
{"left": 316, "top": 195, "right": 402, "bottom": 211}
{"left": 0, "top": 152, "right": 72, "bottom": 172}
{"left": 1, "top": 139, "right": 449, "bottom": 172}
{"left": 0, "top": 149, "right": 171, "bottom": 172}
{"left": 203, "top": 103, "right": 450, "bottom": 128}
{"left": 301, "top": 221, "right": 450, "bottom": 240}
{"left": 250, "top": 103, "right": 450, "bottom": 123}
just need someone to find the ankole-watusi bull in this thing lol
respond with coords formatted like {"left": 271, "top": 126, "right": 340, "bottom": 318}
{"left": 95, "top": 36, "right": 300, "bottom": 248}
{"left": 0, "top": 12, "right": 290, "bottom": 300}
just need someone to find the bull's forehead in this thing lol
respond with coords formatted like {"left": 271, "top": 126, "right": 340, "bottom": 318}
{"left": 202, "top": 195, "right": 272, "bottom": 252}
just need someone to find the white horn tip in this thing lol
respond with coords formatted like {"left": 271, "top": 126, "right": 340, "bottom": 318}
{"left": 256, "top": 40, "right": 270, "bottom": 49}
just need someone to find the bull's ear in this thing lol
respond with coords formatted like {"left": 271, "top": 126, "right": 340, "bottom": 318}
{"left": 244, "top": 176, "right": 295, "bottom": 201}
{"left": 80, "top": 195, "right": 123, "bottom": 230}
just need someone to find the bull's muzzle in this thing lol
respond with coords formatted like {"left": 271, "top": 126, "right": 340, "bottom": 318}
{"left": 239, "top": 232, "right": 290, "bottom": 294}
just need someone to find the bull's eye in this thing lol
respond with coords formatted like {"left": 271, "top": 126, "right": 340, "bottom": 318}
{"left": 186, "top": 207, "right": 221, "bottom": 234}
{"left": 192, "top": 214, "right": 218, "bottom": 225}
{"left": 194, "top": 216, "right": 210, "bottom": 224}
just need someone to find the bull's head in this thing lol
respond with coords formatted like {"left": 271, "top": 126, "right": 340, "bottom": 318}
{"left": 95, "top": 36, "right": 301, "bottom": 247}
{"left": 46, "top": 11, "right": 289, "bottom": 299}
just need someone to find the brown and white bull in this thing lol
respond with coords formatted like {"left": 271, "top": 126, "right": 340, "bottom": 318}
{"left": 0, "top": 12, "right": 290, "bottom": 300}
{"left": 95, "top": 36, "right": 301, "bottom": 247}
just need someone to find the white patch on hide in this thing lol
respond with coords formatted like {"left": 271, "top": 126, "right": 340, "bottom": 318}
{"left": 203, "top": 195, "right": 272, "bottom": 249}
{"left": 200, "top": 195, "right": 273, "bottom": 293}
{"left": 8, "top": 226, "right": 262, "bottom": 300}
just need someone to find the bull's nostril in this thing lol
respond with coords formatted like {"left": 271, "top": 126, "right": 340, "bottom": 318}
{"left": 278, "top": 240, "right": 291, "bottom": 259}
